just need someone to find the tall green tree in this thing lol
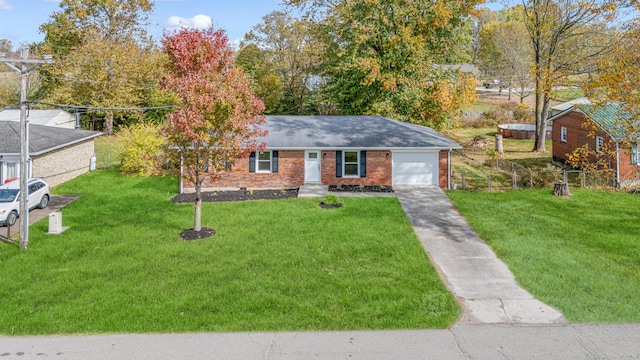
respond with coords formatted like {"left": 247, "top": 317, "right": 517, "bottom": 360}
{"left": 239, "top": 11, "right": 323, "bottom": 115}
{"left": 39, "top": 0, "right": 162, "bottom": 134}
{"left": 286, "top": 0, "right": 479, "bottom": 129}
{"left": 162, "top": 28, "right": 266, "bottom": 235}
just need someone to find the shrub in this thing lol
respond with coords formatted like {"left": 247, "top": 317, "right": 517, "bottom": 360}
{"left": 531, "top": 164, "right": 561, "bottom": 188}
{"left": 116, "top": 122, "right": 167, "bottom": 176}
{"left": 322, "top": 193, "right": 342, "bottom": 205}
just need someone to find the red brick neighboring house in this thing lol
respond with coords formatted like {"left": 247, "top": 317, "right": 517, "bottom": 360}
{"left": 550, "top": 104, "right": 639, "bottom": 186}
{"left": 180, "top": 115, "right": 461, "bottom": 193}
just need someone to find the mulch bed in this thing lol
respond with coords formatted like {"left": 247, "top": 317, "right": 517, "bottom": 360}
{"left": 328, "top": 185, "right": 394, "bottom": 193}
{"left": 319, "top": 202, "right": 343, "bottom": 209}
{"left": 172, "top": 189, "right": 299, "bottom": 203}
{"left": 180, "top": 227, "right": 216, "bottom": 241}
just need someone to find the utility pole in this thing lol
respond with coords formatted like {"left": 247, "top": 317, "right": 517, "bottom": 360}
{"left": 0, "top": 47, "right": 53, "bottom": 250}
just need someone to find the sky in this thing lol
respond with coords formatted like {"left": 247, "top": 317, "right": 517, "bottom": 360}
{"left": 0, "top": 0, "right": 288, "bottom": 50}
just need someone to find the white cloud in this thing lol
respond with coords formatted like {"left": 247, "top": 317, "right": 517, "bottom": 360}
{"left": 0, "top": 0, "right": 14, "bottom": 10}
{"left": 167, "top": 14, "right": 213, "bottom": 30}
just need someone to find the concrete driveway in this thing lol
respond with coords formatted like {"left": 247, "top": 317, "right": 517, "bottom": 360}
{"left": 394, "top": 185, "right": 565, "bottom": 324}
{"left": 1, "top": 195, "right": 79, "bottom": 240}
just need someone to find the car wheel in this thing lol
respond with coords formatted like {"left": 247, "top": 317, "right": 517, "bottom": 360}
{"left": 7, "top": 211, "right": 17, "bottom": 227}
{"left": 39, "top": 195, "right": 49, "bottom": 209}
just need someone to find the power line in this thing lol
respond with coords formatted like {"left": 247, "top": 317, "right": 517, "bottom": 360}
{"left": 28, "top": 101, "right": 175, "bottom": 112}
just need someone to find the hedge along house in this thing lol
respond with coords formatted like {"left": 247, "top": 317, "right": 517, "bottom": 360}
{"left": 182, "top": 115, "right": 462, "bottom": 193}
{"left": 550, "top": 104, "right": 640, "bottom": 186}
{"left": 0, "top": 121, "right": 102, "bottom": 187}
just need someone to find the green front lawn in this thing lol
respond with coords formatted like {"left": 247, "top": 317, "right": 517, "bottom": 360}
{"left": 0, "top": 169, "right": 459, "bottom": 335}
{"left": 447, "top": 189, "right": 640, "bottom": 323}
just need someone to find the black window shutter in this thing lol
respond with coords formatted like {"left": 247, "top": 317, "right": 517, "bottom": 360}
{"left": 272, "top": 151, "right": 279, "bottom": 173}
{"left": 249, "top": 152, "right": 255, "bottom": 172}
{"left": 336, "top": 151, "right": 342, "bottom": 178}
{"left": 224, "top": 161, "right": 231, "bottom": 171}
{"left": 360, "top": 151, "right": 367, "bottom": 177}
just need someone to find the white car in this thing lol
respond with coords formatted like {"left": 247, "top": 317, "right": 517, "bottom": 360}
{"left": 0, "top": 179, "right": 50, "bottom": 227}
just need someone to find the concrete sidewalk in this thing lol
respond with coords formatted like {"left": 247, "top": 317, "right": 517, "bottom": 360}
{"left": 394, "top": 186, "right": 565, "bottom": 324}
{"left": 1, "top": 324, "right": 639, "bottom": 359}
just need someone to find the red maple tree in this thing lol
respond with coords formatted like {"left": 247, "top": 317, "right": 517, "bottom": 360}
{"left": 161, "top": 28, "right": 266, "bottom": 234}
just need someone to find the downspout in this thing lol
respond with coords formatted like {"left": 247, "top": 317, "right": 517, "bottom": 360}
{"left": 616, "top": 142, "right": 620, "bottom": 188}
{"left": 448, "top": 150, "right": 452, "bottom": 190}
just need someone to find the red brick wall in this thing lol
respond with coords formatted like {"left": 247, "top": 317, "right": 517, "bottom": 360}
{"left": 201, "top": 150, "right": 305, "bottom": 189}
{"left": 321, "top": 150, "right": 392, "bottom": 186}
{"left": 195, "top": 149, "right": 393, "bottom": 189}
{"left": 439, "top": 150, "right": 449, "bottom": 189}
{"left": 189, "top": 148, "right": 455, "bottom": 190}
{"left": 551, "top": 111, "right": 640, "bottom": 183}
{"left": 618, "top": 146, "right": 640, "bottom": 182}
{"left": 552, "top": 112, "right": 611, "bottom": 164}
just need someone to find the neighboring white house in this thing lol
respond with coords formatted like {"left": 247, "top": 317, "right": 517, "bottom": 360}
{"left": 549, "top": 97, "right": 591, "bottom": 117}
{"left": 0, "top": 109, "right": 77, "bottom": 129}
{"left": 0, "top": 121, "right": 101, "bottom": 187}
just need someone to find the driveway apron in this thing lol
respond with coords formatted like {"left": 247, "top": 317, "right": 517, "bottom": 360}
{"left": 394, "top": 186, "right": 565, "bottom": 324}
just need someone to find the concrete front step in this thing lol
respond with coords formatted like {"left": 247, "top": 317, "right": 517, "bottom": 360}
{"left": 297, "top": 184, "right": 328, "bottom": 198}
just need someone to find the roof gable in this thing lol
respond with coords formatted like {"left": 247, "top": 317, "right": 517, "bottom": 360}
{"left": 0, "top": 121, "right": 102, "bottom": 155}
{"left": 578, "top": 104, "right": 634, "bottom": 141}
{"left": 263, "top": 116, "right": 461, "bottom": 150}
{"left": 0, "top": 109, "right": 75, "bottom": 128}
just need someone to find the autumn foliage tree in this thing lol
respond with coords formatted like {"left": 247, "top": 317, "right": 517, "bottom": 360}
{"left": 38, "top": 0, "right": 163, "bottom": 134}
{"left": 286, "top": 0, "right": 478, "bottom": 129}
{"left": 570, "top": 14, "right": 640, "bottom": 185}
{"left": 522, "top": 0, "right": 627, "bottom": 152}
{"left": 161, "top": 28, "right": 266, "bottom": 236}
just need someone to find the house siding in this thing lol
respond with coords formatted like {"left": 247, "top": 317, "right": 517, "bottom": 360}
{"left": 551, "top": 112, "right": 611, "bottom": 164}
{"left": 552, "top": 111, "right": 640, "bottom": 184}
{"left": 31, "top": 140, "right": 95, "bottom": 187}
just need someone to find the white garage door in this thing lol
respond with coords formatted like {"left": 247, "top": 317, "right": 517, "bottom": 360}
{"left": 392, "top": 151, "right": 439, "bottom": 186}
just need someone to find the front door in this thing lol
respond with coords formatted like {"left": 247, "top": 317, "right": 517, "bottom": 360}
{"left": 304, "top": 151, "right": 321, "bottom": 183}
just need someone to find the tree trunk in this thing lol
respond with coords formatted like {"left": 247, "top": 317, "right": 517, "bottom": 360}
{"left": 553, "top": 181, "right": 570, "bottom": 196}
{"left": 495, "top": 134, "right": 504, "bottom": 155}
{"left": 105, "top": 110, "right": 114, "bottom": 136}
{"left": 193, "top": 166, "right": 202, "bottom": 231}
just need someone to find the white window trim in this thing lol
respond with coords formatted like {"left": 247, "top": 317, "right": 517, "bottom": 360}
{"left": 343, "top": 151, "right": 359, "bottom": 178}
{"left": 256, "top": 151, "right": 272, "bottom": 173}
{"left": 560, "top": 127, "right": 567, "bottom": 142}
{"left": 632, "top": 143, "right": 639, "bottom": 165}
{"left": 596, "top": 136, "right": 604, "bottom": 154}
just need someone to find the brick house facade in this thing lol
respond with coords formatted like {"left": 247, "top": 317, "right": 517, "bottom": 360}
{"left": 550, "top": 105, "right": 640, "bottom": 185}
{"left": 202, "top": 149, "right": 397, "bottom": 190}
{"left": 197, "top": 149, "right": 454, "bottom": 191}
{"left": 185, "top": 116, "right": 461, "bottom": 192}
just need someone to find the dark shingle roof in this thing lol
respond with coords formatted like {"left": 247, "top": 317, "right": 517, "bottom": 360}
{"left": 0, "top": 121, "right": 102, "bottom": 156}
{"left": 264, "top": 115, "right": 461, "bottom": 149}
